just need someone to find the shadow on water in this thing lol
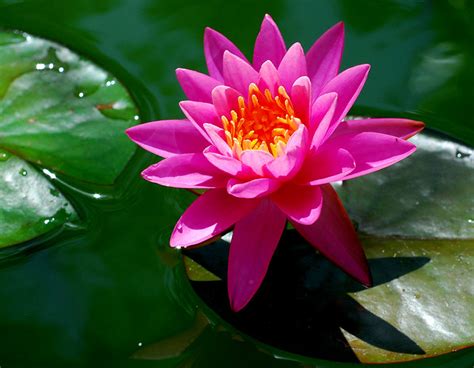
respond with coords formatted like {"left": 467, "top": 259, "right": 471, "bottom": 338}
{"left": 185, "top": 230, "right": 429, "bottom": 362}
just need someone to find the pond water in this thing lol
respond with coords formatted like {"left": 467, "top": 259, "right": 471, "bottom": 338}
{"left": 0, "top": 1, "right": 472, "bottom": 367}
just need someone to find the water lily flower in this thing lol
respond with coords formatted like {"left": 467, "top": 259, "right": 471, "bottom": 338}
{"left": 126, "top": 15, "right": 424, "bottom": 312}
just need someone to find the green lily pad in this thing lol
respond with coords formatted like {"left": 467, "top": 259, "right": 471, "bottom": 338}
{"left": 0, "top": 149, "right": 76, "bottom": 248}
{"left": 0, "top": 30, "right": 139, "bottom": 248}
{"left": 183, "top": 131, "right": 474, "bottom": 364}
{"left": 336, "top": 132, "right": 474, "bottom": 239}
{"left": 184, "top": 255, "right": 221, "bottom": 282}
{"left": 343, "top": 237, "right": 473, "bottom": 363}
{"left": 0, "top": 30, "right": 138, "bottom": 185}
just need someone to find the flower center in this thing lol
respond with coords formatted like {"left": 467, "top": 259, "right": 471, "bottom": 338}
{"left": 221, "top": 83, "right": 301, "bottom": 158}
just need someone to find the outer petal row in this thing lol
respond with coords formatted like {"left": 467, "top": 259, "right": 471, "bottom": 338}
{"left": 325, "top": 132, "right": 417, "bottom": 180}
{"left": 174, "top": 184, "right": 371, "bottom": 312}
{"left": 170, "top": 189, "right": 259, "bottom": 247}
{"left": 126, "top": 119, "right": 208, "bottom": 158}
{"left": 142, "top": 153, "right": 228, "bottom": 189}
{"left": 292, "top": 184, "right": 371, "bottom": 285}
{"left": 306, "top": 22, "right": 344, "bottom": 98}
{"left": 228, "top": 199, "right": 286, "bottom": 311}
{"left": 204, "top": 27, "right": 248, "bottom": 81}
{"left": 253, "top": 14, "right": 286, "bottom": 70}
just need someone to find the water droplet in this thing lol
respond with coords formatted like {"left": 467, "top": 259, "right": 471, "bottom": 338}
{"left": 92, "top": 193, "right": 102, "bottom": 199}
{"left": 58, "top": 67, "right": 65, "bottom": 73}
{"left": 134, "top": 115, "right": 140, "bottom": 121}
{"left": 19, "top": 168, "right": 28, "bottom": 176}
{"left": 0, "top": 152, "right": 10, "bottom": 161}
{"left": 43, "top": 217, "right": 55, "bottom": 225}
{"left": 138, "top": 342, "right": 143, "bottom": 347}
{"left": 176, "top": 223, "right": 183, "bottom": 231}
{"left": 35, "top": 63, "right": 46, "bottom": 70}
{"left": 468, "top": 219, "right": 474, "bottom": 224}
{"left": 77, "top": 92, "right": 84, "bottom": 98}
{"left": 105, "top": 80, "right": 116, "bottom": 87}
{"left": 48, "top": 63, "right": 54, "bottom": 70}
{"left": 455, "top": 149, "right": 471, "bottom": 159}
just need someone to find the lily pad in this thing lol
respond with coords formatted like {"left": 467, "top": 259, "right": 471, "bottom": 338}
{"left": 0, "top": 30, "right": 139, "bottom": 248}
{"left": 0, "top": 149, "right": 76, "bottom": 248}
{"left": 336, "top": 132, "right": 474, "bottom": 239}
{"left": 0, "top": 30, "right": 138, "bottom": 184}
{"left": 183, "top": 130, "right": 474, "bottom": 363}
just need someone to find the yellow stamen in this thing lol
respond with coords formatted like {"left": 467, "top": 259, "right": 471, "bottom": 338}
{"left": 221, "top": 84, "right": 301, "bottom": 157}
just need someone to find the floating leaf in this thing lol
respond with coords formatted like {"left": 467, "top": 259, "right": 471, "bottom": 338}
{"left": 336, "top": 132, "right": 474, "bottom": 239}
{"left": 0, "top": 30, "right": 138, "bottom": 185}
{"left": 343, "top": 238, "right": 473, "bottom": 363}
{"left": 0, "top": 30, "right": 139, "bottom": 248}
{"left": 184, "top": 255, "right": 221, "bottom": 282}
{"left": 0, "top": 149, "right": 76, "bottom": 248}
{"left": 132, "top": 311, "right": 209, "bottom": 360}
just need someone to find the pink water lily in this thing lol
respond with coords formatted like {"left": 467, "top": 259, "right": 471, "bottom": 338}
{"left": 126, "top": 15, "right": 424, "bottom": 312}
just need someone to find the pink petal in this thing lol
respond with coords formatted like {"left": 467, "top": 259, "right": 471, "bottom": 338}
{"left": 204, "top": 27, "right": 248, "bottom": 81}
{"left": 332, "top": 118, "right": 425, "bottom": 140}
{"left": 142, "top": 153, "right": 228, "bottom": 189}
{"left": 211, "top": 85, "right": 241, "bottom": 118}
{"left": 258, "top": 60, "right": 281, "bottom": 95}
{"left": 306, "top": 22, "right": 344, "bottom": 98}
{"left": 204, "top": 149, "right": 244, "bottom": 176}
{"left": 291, "top": 76, "right": 311, "bottom": 125}
{"left": 272, "top": 184, "right": 322, "bottom": 225}
{"left": 126, "top": 119, "right": 208, "bottom": 158}
{"left": 327, "top": 132, "right": 416, "bottom": 180}
{"left": 203, "top": 123, "right": 232, "bottom": 156}
{"left": 277, "top": 43, "right": 307, "bottom": 92}
{"left": 171, "top": 189, "right": 259, "bottom": 248}
{"left": 223, "top": 51, "right": 259, "bottom": 95}
{"left": 176, "top": 68, "right": 221, "bottom": 103}
{"left": 240, "top": 149, "right": 274, "bottom": 176}
{"left": 179, "top": 101, "right": 219, "bottom": 142}
{"left": 310, "top": 92, "right": 338, "bottom": 148}
{"left": 227, "top": 177, "right": 280, "bottom": 199}
{"left": 266, "top": 124, "right": 308, "bottom": 179}
{"left": 253, "top": 14, "right": 286, "bottom": 70}
{"left": 292, "top": 184, "right": 371, "bottom": 285}
{"left": 320, "top": 64, "right": 371, "bottom": 127}
{"left": 296, "top": 147, "right": 355, "bottom": 185}
{"left": 228, "top": 199, "right": 286, "bottom": 311}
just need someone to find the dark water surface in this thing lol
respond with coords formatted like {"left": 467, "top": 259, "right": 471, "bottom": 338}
{"left": 0, "top": 1, "right": 472, "bottom": 367}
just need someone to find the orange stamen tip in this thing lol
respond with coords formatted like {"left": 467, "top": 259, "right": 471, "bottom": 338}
{"left": 222, "top": 83, "right": 301, "bottom": 157}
